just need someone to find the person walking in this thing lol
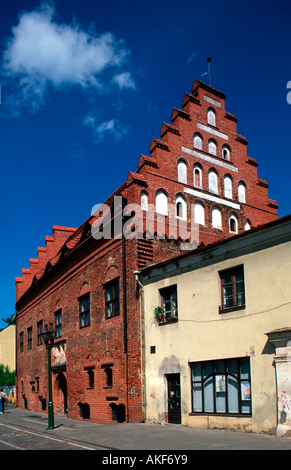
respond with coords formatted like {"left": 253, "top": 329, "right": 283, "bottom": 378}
{"left": 0, "top": 389, "right": 7, "bottom": 414}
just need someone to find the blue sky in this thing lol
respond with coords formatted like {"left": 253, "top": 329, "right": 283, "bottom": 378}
{"left": 0, "top": 0, "right": 290, "bottom": 329}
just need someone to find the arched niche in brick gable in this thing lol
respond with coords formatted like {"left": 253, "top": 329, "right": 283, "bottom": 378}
{"left": 238, "top": 181, "right": 247, "bottom": 203}
{"left": 194, "top": 201, "right": 205, "bottom": 226}
{"left": 193, "top": 132, "right": 203, "bottom": 150}
{"left": 207, "top": 107, "right": 216, "bottom": 127}
{"left": 208, "top": 168, "right": 219, "bottom": 194}
{"left": 104, "top": 265, "right": 120, "bottom": 284}
{"left": 212, "top": 206, "right": 222, "bottom": 229}
{"left": 208, "top": 138, "right": 217, "bottom": 156}
{"left": 229, "top": 213, "right": 238, "bottom": 234}
{"left": 177, "top": 158, "right": 188, "bottom": 184}
{"left": 140, "top": 190, "right": 148, "bottom": 211}
{"left": 79, "top": 281, "right": 90, "bottom": 297}
{"left": 224, "top": 174, "right": 233, "bottom": 199}
{"left": 155, "top": 190, "right": 168, "bottom": 216}
{"left": 222, "top": 144, "right": 231, "bottom": 161}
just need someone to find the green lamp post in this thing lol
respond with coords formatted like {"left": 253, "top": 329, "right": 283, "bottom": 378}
{"left": 42, "top": 322, "right": 56, "bottom": 430}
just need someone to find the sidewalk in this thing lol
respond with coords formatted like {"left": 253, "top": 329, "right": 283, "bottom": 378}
{"left": 1, "top": 405, "right": 291, "bottom": 450}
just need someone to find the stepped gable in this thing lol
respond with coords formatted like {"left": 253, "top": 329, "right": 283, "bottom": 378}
{"left": 134, "top": 78, "right": 278, "bottom": 246}
{"left": 15, "top": 226, "right": 76, "bottom": 302}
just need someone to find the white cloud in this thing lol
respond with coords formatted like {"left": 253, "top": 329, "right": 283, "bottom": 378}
{"left": 2, "top": 2, "right": 135, "bottom": 111}
{"left": 83, "top": 114, "right": 129, "bottom": 143}
{"left": 112, "top": 72, "right": 136, "bottom": 89}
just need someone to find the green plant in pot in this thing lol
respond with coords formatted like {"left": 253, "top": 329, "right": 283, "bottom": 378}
{"left": 154, "top": 306, "right": 165, "bottom": 323}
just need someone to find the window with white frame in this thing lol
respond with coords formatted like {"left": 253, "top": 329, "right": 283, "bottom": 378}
{"left": 176, "top": 195, "right": 186, "bottom": 219}
{"left": 222, "top": 145, "right": 230, "bottom": 161}
{"left": 229, "top": 214, "right": 238, "bottom": 233}
{"left": 194, "top": 165, "right": 202, "bottom": 188}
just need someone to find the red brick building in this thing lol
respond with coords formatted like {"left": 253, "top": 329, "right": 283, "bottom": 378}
{"left": 15, "top": 79, "right": 278, "bottom": 423}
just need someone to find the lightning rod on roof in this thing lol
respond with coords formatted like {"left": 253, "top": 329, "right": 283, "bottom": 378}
{"left": 201, "top": 57, "right": 212, "bottom": 87}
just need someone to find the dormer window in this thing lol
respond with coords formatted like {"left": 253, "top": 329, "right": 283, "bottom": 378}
{"left": 207, "top": 108, "right": 216, "bottom": 127}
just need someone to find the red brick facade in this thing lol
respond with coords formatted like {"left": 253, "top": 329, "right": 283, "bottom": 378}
{"left": 15, "top": 79, "right": 278, "bottom": 423}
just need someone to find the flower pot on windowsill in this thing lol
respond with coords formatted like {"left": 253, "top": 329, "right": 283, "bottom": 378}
{"left": 154, "top": 306, "right": 165, "bottom": 324}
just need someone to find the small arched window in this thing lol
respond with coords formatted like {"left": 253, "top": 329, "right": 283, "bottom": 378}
{"left": 222, "top": 145, "right": 230, "bottom": 161}
{"left": 238, "top": 182, "right": 246, "bottom": 203}
{"left": 209, "top": 170, "right": 218, "bottom": 194}
{"left": 140, "top": 192, "right": 148, "bottom": 211}
{"left": 229, "top": 214, "right": 238, "bottom": 233}
{"left": 156, "top": 190, "right": 168, "bottom": 215}
{"left": 177, "top": 160, "right": 187, "bottom": 184}
{"left": 224, "top": 176, "right": 232, "bottom": 199}
{"left": 194, "top": 202, "right": 205, "bottom": 225}
{"left": 193, "top": 133, "right": 202, "bottom": 150}
{"left": 208, "top": 139, "right": 217, "bottom": 156}
{"left": 176, "top": 195, "right": 186, "bottom": 219}
{"left": 193, "top": 164, "right": 202, "bottom": 188}
{"left": 207, "top": 108, "right": 216, "bottom": 126}
{"left": 212, "top": 207, "right": 222, "bottom": 229}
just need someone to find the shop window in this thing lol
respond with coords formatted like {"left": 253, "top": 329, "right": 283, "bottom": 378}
{"left": 219, "top": 265, "right": 245, "bottom": 313}
{"left": 191, "top": 357, "right": 251, "bottom": 415}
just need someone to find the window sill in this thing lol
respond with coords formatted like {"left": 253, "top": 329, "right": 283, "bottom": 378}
{"left": 158, "top": 317, "right": 178, "bottom": 326}
{"left": 219, "top": 304, "right": 245, "bottom": 314}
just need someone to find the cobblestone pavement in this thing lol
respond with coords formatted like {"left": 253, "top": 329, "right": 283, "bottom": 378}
{"left": 0, "top": 405, "right": 290, "bottom": 452}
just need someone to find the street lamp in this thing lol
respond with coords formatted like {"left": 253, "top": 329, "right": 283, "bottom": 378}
{"left": 42, "top": 322, "right": 56, "bottom": 430}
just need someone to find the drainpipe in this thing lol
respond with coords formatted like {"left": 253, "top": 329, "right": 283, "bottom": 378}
{"left": 122, "top": 200, "right": 129, "bottom": 422}
{"left": 135, "top": 273, "right": 146, "bottom": 423}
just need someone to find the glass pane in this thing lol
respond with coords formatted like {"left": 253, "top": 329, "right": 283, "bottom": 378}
{"left": 86, "top": 297, "right": 90, "bottom": 310}
{"left": 107, "top": 288, "right": 112, "bottom": 301}
{"left": 203, "top": 362, "right": 213, "bottom": 379}
{"left": 215, "top": 361, "right": 225, "bottom": 374}
{"left": 204, "top": 376, "right": 214, "bottom": 412}
{"left": 193, "top": 384, "right": 202, "bottom": 412}
{"left": 223, "top": 285, "right": 233, "bottom": 297}
{"left": 240, "top": 358, "right": 250, "bottom": 379}
{"left": 107, "top": 303, "right": 112, "bottom": 318}
{"left": 80, "top": 300, "right": 85, "bottom": 312}
{"left": 227, "top": 376, "right": 239, "bottom": 413}
{"left": 223, "top": 274, "right": 232, "bottom": 284}
{"left": 114, "top": 283, "right": 119, "bottom": 299}
{"left": 114, "top": 299, "right": 119, "bottom": 315}
{"left": 192, "top": 363, "right": 201, "bottom": 381}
